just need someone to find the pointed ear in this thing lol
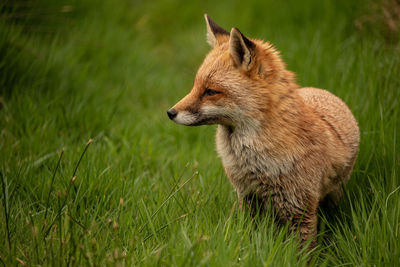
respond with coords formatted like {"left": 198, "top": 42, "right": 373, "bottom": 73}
{"left": 229, "top": 28, "right": 256, "bottom": 71}
{"left": 204, "top": 14, "right": 229, "bottom": 48}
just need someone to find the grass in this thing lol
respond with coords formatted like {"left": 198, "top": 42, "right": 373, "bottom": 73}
{"left": 0, "top": 0, "right": 399, "bottom": 265}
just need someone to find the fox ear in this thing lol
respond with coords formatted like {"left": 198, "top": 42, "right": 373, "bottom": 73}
{"left": 204, "top": 14, "right": 229, "bottom": 48}
{"left": 229, "top": 28, "right": 256, "bottom": 71}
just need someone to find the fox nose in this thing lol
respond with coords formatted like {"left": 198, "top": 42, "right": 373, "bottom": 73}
{"left": 167, "top": 109, "right": 177, "bottom": 120}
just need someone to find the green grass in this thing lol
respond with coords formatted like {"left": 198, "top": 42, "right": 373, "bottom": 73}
{"left": 1, "top": 0, "right": 399, "bottom": 265}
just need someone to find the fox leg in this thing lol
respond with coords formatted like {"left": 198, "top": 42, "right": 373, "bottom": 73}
{"left": 328, "top": 186, "right": 343, "bottom": 204}
{"left": 238, "top": 192, "right": 266, "bottom": 217}
{"left": 237, "top": 191, "right": 243, "bottom": 209}
{"left": 320, "top": 185, "right": 343, "bottom": 209}
{"left": 290, "top": 208, "right": 318, "bottom": 249}
{"left": 321, "top": 151, "right": 358, "bottom": 209}
{"left": 269, "top": 190, "right": 318, "bottom": 248}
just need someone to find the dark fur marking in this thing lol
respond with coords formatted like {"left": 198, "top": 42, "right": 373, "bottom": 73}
{"left": 233, "top": 28, "right": 255, "bottom": 50}
{"left": 205, "top": 14, "right": 229, "bottom": 36}
{"left": 232, "top": 38, "right": 245, "bottom": 63}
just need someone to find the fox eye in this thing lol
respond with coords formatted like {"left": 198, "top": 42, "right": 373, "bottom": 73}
{"left": 203, "top": 88, "right": 221, "bottom": 97}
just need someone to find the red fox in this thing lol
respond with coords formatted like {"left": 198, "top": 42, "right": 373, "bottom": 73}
{"left": 167, "top": 14, "right": 360, "bottom": 247}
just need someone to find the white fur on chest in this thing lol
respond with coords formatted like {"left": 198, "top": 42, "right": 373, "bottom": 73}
{"left": 215, "top": 126, "right": 294, "bottom": 195}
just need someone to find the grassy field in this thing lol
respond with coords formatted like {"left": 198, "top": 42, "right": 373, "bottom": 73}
{"left": 1, "top": 0, "right": 399, "bottom": 265}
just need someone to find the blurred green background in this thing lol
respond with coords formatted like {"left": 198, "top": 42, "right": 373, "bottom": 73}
{"left": 1, "top": 0, "right": 399, "bottom": 266}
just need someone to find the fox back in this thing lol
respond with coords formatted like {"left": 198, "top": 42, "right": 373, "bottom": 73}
{"left": 167, "top": 15, "right": 359, "bottom": 247}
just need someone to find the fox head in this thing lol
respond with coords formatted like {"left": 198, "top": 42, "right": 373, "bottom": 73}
{"left": 167, "top": 14, "right": 297, "bottom": 128}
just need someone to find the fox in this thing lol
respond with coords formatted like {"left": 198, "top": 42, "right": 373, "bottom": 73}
{"left": 167, "top": 14, "right": 360, "bottom": 247}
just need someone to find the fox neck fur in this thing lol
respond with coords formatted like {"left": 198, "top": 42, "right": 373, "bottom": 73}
{"left": 216, "top": 85, "right": 324, "bottom": 197}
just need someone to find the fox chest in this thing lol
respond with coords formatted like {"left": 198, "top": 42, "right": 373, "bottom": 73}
{"left": 215, "top": 126, "right": 291, "bottom": 196}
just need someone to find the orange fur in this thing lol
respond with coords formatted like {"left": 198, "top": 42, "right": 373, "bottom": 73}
{"left": 168, "top": 15, "right": 360, "bottom": 247}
